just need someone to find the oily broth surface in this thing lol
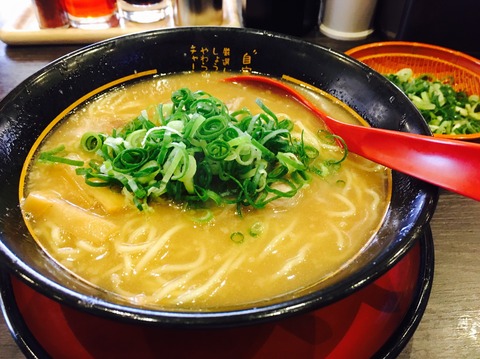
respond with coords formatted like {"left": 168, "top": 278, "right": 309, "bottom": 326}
{"left": 22, "top": 72, "right": 390, "bottom": 310}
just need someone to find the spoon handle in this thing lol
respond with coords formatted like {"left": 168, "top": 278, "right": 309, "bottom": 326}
{"left": 326, "top": 118, "right": 480, "bottom": 200}
{"left": 225, "top": 75, "right": 480, "bottom": 201}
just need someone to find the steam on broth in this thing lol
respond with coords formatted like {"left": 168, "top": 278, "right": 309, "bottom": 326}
{"left": 21, "top": 72, "right": 390, "bottom": 310}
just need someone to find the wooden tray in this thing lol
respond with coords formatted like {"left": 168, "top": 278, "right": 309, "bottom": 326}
{"left": 0, "top": 0, "right": 241, "bottom": 46}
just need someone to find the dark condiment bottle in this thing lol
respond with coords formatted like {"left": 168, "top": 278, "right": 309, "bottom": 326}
{"left": 242, "top": 0, "right": 321, "bottom": 36}
{"left": 32, "top": 0, "right": 69, "bottom": 29}
{"left": 174, "top": 0, "right": 223, "bottom": 26}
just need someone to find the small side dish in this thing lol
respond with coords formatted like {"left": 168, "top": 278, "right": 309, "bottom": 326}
{"left": 386, "top": 68, "right": 480, "bottom": 136}
{"left": 346, "top": 41, "right": 480, "bottom": 140}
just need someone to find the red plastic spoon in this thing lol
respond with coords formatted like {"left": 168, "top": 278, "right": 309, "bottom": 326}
{"left": 225, "top": 74, "right": 480, "bottom": 201}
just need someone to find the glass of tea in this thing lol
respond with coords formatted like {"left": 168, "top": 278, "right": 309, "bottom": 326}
{"left": 118, "top": 0, "right": 171, "bottom": 23}
{"left": 63, "top": 0, "right": 118, "bottom": 29}
{"left": 32, "top": 0, "right": 69, "bottom": 28}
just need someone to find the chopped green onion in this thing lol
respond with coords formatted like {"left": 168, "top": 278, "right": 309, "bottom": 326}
{"left": 249, "top": 222, "right": 264, "bottom": 237}
{"left": 81, "top": 132, "right": 103, "bottom": 152}
{"left": 43, "top": 87, "right": 346, "bottom": 214}
{"left": 230, "top": 232, "right": 245, "bottom": 243}
{"left": 386, "top": 68, "right": 480, "bottom": 136}
{"left": 39, "top": 145, "right": 84, "bottom": 166}
{"left": 206, "top": 140, "right": 231, "bottom": 161}
{"left": 189, "top": 208, "right": 214, "bottom": 223}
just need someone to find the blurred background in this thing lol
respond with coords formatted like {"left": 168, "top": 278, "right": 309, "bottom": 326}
{"left": 0, "top": 0, "right": 478, "bottom": 57}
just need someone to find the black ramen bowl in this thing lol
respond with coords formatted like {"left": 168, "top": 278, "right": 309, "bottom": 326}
{"left": 0, "top": 27, "right": 438, "bottom": 328}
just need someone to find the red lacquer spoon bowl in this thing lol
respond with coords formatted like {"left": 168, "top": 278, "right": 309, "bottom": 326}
{"left": 225, "top": 75, "right": 480, "bottom": 201}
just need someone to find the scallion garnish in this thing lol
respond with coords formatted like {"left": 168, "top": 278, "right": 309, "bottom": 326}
{"left": 249, "top": 222, "right": 264, "bottom": 237}
{"left": 230, "top": 232, "right": 245, "bottom": 243}
{"left": 41, "top": 87, "right": 347, "bottom": 214}
{"left": 386, "top": 68, "right": 480, "bottom": 136}
{"left": 38, "top": 145, "right": 84, "bottom": 167}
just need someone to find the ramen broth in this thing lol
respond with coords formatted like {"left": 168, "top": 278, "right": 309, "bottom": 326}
{"left": 21, "top": 72, "right": 390, "bottom": 310}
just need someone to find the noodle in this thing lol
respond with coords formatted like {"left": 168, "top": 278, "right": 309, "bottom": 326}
{"left": 177, "top": 252, "right": 247, "bottom": 303}
{"left": 258, "top": 220, "right": 297, "bottom": 260}
{"left": 150, "top": 249, "right": 239, "bottom": 302}
{"left": 153, "top": 246, "right": 207, "bottom": 274}
{"left": 76, "top": 240, "right": 106, "bottom": 254}
{"left": 326, "top": 193, "right": 357, "bottom": 218}
{"left": 274, "top": 243, "right": 312, "bottom": 279}
{"left": 135, "top": 225, "right": 184, "bottom": 273}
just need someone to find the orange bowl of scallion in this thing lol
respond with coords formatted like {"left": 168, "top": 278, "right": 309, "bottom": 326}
{"left": 346, "top": 41, "right": 480, "bottom": 140}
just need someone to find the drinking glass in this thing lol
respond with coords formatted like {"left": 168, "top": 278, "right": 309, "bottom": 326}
{"left": 63, "top": 0, "right": 118, "bottom": 29}
{"left": 118, "top": 0, "right": 170, "bottom": 23}
{"left": 32, "top": 0, "right": 69, "bottom": 28}
{"left": 319, "top": 0, "right": 378, "bottom": 40}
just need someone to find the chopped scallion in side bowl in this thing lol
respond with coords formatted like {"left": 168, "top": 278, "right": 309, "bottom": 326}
{"left": 386, "top": 68, "right": 480, "bottom": 136}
